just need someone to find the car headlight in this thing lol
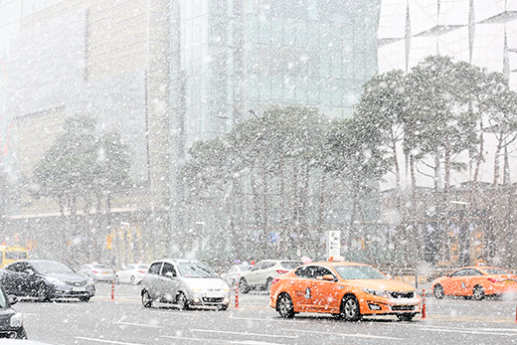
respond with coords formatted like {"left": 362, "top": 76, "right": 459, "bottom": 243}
{"left": 223, "top": 283, "right": 230, "bottom": 292}
{"left": 10, "top": 313, "right": 22, "bottom": 328}
{"left": 363, "top": 288, "right": 387, "bottom": 297}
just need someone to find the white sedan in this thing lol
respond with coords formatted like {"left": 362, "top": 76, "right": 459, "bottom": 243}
{"left": 115, "top": 264, "right": 149, "bottom": 285}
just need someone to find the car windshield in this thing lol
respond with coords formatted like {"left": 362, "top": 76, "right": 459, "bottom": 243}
{"left": 178, "top": 262, "right": 219, "bottom": 278}
{"left": 334, "top": 265, "right": 388, "bottom": 280}
{"left": 237, "top": 266, "right": 251, "bottom": 272}
{"left": 484, "top": 268, "right": 511, "bottom": 275}
{"left": 92, "top": 264, "right": 110, "bottom": 270}
{"left": 281, "top": 261, "right": 303, "bottom": 269}
{"left": 32, "top": 261, "right": 75, "bottom": 275}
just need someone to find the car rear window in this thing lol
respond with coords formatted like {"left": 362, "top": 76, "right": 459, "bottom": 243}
{"left": 280, "top": 261, "right": 302, "bottom": 269}
{"left": 334, "top": 265, "right": 388, "bottom": 280}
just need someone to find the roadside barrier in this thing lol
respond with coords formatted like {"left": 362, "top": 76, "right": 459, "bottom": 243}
{"left": 111, "top": 279, "right": 115, "bottom": 300}
{"left": 421, "top": 289, "right": 426, "bottom": 319}
{"left": 235, "top": 282, "right": 239, "bottom": 309}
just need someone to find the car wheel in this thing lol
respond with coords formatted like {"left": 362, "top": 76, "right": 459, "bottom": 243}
{"left": 473, "top": 285, "right": 485, "bottom": 301}
{"left": 397, "top": 313, "right": 416, "bottom": 321}
{"left": 341, "top": 295, "right": 362, "bottom": 321}
{"left": 141, "top": 290, "right": 152, "bottom": 308}
{"left": 239, "top": 278, "right": 250, "bottom": 294}
{"left": 433, "top": 284, "right": 444, "bottom": 299}
{"left": 130, "top": 276, "right": 136, "bottom": 285}
{"left": 176, "top": 292, "right": 190, "bottom": 310}
{"left": 37, "top": 283, "right": 50, "bottom": 302}
{"left": 277, "top": 293, "right": 295, "bottom": 318}
{"left": 217, "top": 304, "right": 229, "bottom": 311}
{"left": 79, "top": 295, "right": 90, "bottom": 302}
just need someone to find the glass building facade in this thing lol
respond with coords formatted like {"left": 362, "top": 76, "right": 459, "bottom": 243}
{"left": 172, "top": 0, "right": 382, "bottom": 151}
{"left": 379, "top": 0, "right": 517, "bottom": 89}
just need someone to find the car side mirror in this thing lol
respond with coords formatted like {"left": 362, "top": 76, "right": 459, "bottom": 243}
{"left": 386, "top": 274, "right": 393, "bottom": 280}
{"left": 322, "top": 274, "right": 336, "bottom": 282}
{"left": 446, "top": 273, "right": 451, "bottom": 277}
{"left": 8, "top": 296, "right": 18, "bottom": 305}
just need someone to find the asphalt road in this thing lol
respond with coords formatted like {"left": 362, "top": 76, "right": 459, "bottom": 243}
{"left": 12, "top": 283, "right": 517, "bottom": 345}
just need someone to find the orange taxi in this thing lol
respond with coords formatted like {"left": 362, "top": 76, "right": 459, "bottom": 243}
{"left": 269, "top": 259, "right": 422, "bottom": 321}
{"left": 432, "top": 265, "right": 517, "bottom": 300}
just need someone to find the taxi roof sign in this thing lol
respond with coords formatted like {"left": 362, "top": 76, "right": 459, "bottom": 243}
{"left": 329, "top": 256, "right": 345, "bottom": 262}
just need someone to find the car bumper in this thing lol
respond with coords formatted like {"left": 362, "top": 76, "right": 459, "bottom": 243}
{"left": 190, "top": 294, "right": 231, "bottom": 307}
{"left": 361, "top": 296, "right": 422, "bottom": 315}
{"left": 0, "top": 326, "right": 27, "bottom": 339}
{"left": 51, "top": 284, "right": 95, "bottom": 298}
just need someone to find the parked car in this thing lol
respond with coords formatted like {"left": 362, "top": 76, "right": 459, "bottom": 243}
{"left": 141, "top": 259, "right": 231, "bottom": 311}
{"left": 269, "top": 258, "right": 422, "bottom": 321}
{"left": 432, "top": 265, "right": 517, "bottom": 300}
{"left": 220, "top": 264, "right": 252, "bottom": 287}
{"left": 238, "top": 260, "right": 303, "bottom": 293}
{"left": 0, "top": 260, "right": 95, "bottom": 302}
{"left": 0, "top": 284, "right": 26, "bottom": 339}
{"left": 77, "top": 263, "right": 116, "bottom": 283}
{"left": 115, "top": 264, "right": 149, "bottom": 285}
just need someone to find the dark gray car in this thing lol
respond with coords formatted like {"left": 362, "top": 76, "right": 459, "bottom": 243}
{"left": 141, "top": 259, "right": 231, "bottom": 311}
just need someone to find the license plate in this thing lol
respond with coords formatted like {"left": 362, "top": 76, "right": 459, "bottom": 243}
{"left": 102, "top": 271, "right": 110, "bottom": 274}
{"left": 504, "top": 279, "right": 516, "bottom": 284}
{"left": 72, "top": 286, "right": 85, "bottom": 292}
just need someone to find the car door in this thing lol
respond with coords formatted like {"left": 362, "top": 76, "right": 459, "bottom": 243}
{"left": 158, "top": 262, "right": 180, "bottom": 302}
{"left": 459, "top": 268, "right": 484, "bottom": 295}
{"left": 145, "top": 262, "right": 163, "bottom": 299}
{"left": 310, "top": 266, "right": 340, "bottom": 311}
{"left": 246, "top": 261, "right": 267, "bottom": 286}
{"left": 20, "top": 263, "right": 40, "bottom": 296}
{"left": 291, "top": 265, "right": 318, "bottom": 310}
{"left": 2, "top": 262, "right": 24, "bottom": 295}
{"left": 446, "top": 269, "right": 469, "bottom": 295}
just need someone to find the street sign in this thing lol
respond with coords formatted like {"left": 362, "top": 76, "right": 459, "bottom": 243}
{"left": 326, "top": 231, "right": 341, "bottom": 260}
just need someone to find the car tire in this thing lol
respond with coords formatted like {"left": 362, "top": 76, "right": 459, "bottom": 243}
{"left": 130, "top": 276, "right": 136, "bottom": 285}
{"left": 239, "top": 278, "right": 250, "bottom": 294}
{"left": 79, "top": 295, "right": 91, "bottom": 302}
{"left": 277, "top": 293, "right": 295, "bottom": 318}
{"left": 433, "top": 284, "right": 444, "bottom": 299}
{"left": 473, "top": 285, "right": 485, "bottom": 301}
{"left": 141, "top": 290, "right": 152, "bottom": 308}
{"left": 341, "top": 295, "right": 362, "bottom": 321}
{"left": 176, "top": 292, "right": 190, "bottom": 310}
{"left": 37, "top": 283, "right": 50, "bottom": 302}
{"left": 397, "top": 313, "right": 416, "bottom": 321}
{"left": 217, "top": 304, "right": 229, "bottom": 311}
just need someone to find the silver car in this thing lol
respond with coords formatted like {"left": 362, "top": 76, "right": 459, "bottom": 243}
{"left": 140, "top": 259, "right": 231, "bottom": 311}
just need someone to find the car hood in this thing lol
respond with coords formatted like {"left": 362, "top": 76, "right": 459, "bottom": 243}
{"left": 344, "top": 279, "right": 416, "bottom": 292}
{"left": 45, "top": 273, "right": 88, "bottom": 283}
{"left": 181, "top": 278, "right": 227, "bottom": 290}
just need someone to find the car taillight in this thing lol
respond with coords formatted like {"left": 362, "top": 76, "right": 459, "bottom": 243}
{"left": 138, "top": 270, "right": 146, "bottom": 274}
{"left": 271, "top": 278, "right": 280, "bottom": 285}
{"left": 93, "top": 270, "right": 99, "bottom": 274}
{"left": 276, "top": 270, "right": 289, "bottom": 274}
{"left": 488, "top": 278, "right": 504, "bottom": 283}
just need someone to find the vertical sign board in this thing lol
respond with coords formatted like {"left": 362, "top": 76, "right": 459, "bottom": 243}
{"left": 326, "top": 231, "right": 341, "bottom": 260}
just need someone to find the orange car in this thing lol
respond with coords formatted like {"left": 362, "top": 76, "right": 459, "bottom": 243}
{"left": 432, "top": 266, "right": 517, "bottom": 300}
{"left": 269, "top": 259, "right": 422, "bottom": 321}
